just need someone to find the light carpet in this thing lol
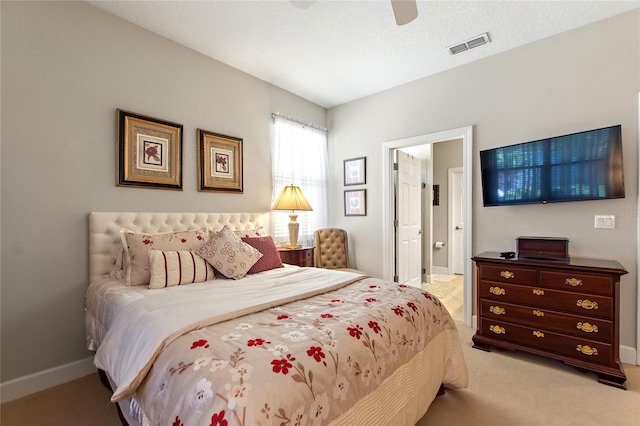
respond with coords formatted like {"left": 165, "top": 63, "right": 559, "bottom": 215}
{"left": 1, "top": 323, "right": 638, "bottom": 426}
{"left": 418, "top": 322, "right": 640, "bottom": 426}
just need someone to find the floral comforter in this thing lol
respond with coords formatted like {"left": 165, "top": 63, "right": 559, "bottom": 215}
{"left": 93, "top": 268, "right": 467, "bottom": 426}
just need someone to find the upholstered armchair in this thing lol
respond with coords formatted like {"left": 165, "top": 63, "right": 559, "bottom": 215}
{"left": 313, "top": 228, "right": 364, "bottom": 274}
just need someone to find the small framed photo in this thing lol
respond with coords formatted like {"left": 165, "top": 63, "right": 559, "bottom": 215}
{"left": 117, "top": 109, "right": 183, "bottom": 190}
{"left": 197, "top": 129, "right": 243, "bottom": 193}
{"left": 344, "top": 156, "right": 366, "bottom": 186}
{"left": 344, "top": 189, "right": 367, "bottom": 216}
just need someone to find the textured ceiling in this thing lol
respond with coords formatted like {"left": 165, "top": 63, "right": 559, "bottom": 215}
{"left": 87, "top": 1, "right": 639, "bottom": 109}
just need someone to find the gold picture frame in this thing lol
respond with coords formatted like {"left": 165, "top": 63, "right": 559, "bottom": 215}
{"left": 344, "top": 189, "right": 367, "bottom": 216}
{"left": 197, "top": 129, "right": 243, "bottom": 193}
{"left": 116, "top": 109, "right": 183, "bottom": 190}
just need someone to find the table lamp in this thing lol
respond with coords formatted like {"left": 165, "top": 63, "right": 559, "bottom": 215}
{"left": 272, "top": 185, "right": 313, "bottom": 248}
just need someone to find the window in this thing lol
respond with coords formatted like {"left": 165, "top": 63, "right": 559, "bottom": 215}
{"left": 272, "top": 115, "right": 328, "bottom": 246}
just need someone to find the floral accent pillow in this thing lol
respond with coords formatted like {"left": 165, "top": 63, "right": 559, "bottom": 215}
{"left": 241, "top": 236, "right": 284, "bottom": 274}
{"left": 120, "top": 228, "right": 210, "bottom": 286}
{"left": 233, "top": 226, "right": 266, "bottom": 239}
{"left": 197, "top": 225, "right": 262, "bottom": 279}
{"left": 147, "top": 250, "right": 215, "bottom": 289}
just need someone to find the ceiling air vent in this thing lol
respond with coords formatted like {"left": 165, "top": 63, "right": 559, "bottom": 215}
{"left": 447, "top": 32, "right": 491, "bottom": 55}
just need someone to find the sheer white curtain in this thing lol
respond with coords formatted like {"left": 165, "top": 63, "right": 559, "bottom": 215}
{"left": 271, "top": 115, "right": 329, "bottom": 246}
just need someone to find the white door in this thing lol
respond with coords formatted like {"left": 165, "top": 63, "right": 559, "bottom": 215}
{"left": 396, "top": 151, "right": 422, "bottom": 287}
{"left": 448, "top": 167, "right": 464, "bottom": 274}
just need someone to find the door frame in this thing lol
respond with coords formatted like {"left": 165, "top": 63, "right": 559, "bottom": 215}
{"left": 382, "top": 125, "right": 473, "bottom": 327}
{"left": 637, "top": 92, "right": 640, "bottom": 365}
{"left": 448, "top": 167, "right": 464, "bottom": 275}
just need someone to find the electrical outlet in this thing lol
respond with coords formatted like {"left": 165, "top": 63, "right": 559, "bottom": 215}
{"left": 594, "top": 215, "right": 615, "bottom": 229}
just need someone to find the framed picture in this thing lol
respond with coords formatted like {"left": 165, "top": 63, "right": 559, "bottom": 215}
{"left": 117, "top": 109, "right": 183, "bottom": 190}
{"left": 197, "top": 129, "right": 243, "bottom": 193}
{"left": 344, "top": 156, "right": 366, "bottom": 186}
{"left": 344, "top": 189, "right": 367, "bottom": 216}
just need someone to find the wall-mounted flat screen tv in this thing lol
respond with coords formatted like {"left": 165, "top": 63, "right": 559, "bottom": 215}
{"left": 480, "top": 125, "right": 624, "bottom": 207}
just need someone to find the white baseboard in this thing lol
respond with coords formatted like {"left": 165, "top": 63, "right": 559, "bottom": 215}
{"left": 620, "top": 345, "right": 637, "bottom": 366}
{"left": 0, "top": 356, "right": 96, "bottom": 403}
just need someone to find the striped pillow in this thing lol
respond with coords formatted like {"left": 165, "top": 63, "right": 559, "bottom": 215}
{"left": 148, "top": 250, "right": 215, "bottom": 289}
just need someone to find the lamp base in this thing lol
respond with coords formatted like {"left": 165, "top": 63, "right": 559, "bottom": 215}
{"left": 284, "top": 244, "right": 302, "bottom": 249}
{"left": 288, "top": 214, "right": 300, "bottom": 248}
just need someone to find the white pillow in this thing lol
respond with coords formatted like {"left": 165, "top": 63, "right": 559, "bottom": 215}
{"left": 197, "top": 225, "right": 262, "bottom": 279}
{"left": 148, "top": 250, "right": 215, "bottom": 289}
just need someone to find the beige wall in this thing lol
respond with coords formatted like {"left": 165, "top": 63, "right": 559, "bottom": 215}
{"left": 328, "top": 10, "right": 639, "bottom": 349}
{"left": 0, "top": 1, "right": 326, "bottom": 383}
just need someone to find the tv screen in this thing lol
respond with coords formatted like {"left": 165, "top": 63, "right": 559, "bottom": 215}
{"left": 480, "top": 125, "right": 624, "bottom": 207}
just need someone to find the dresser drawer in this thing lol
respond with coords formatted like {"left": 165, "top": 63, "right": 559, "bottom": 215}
{"left": 479, "top": 299, "right": 613, "bottom": 342}
{"left": 479, "top": 265, "right": 537, "bottom": 285}
{"left": 478, "top": 318, "right": 613, "bottom": 366}
{"left": 540, "top": 271, "right": 612, "bottom": 296}
{"left": 478, "top": 280, "right": 613, "bottom": 319}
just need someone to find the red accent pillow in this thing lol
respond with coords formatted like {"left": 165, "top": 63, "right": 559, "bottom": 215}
{"left": 242, "top": 236, "right": 284, "bottom": 274}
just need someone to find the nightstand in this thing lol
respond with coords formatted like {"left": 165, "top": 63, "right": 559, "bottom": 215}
{"left": 277, "top": 246, "right": 315, "bottom": 267}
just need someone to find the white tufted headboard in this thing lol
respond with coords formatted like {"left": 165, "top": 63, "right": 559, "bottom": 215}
{"left": 89, "top": 212, "right": 268, "bottom": 284}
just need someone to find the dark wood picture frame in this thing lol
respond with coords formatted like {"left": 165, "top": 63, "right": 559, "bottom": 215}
{"left": 197, "top": 129, "right": 243, "bottom": 193}
{"left": 343, "top": 156, "right": 366, "bottom": 186}
{"left": 116, "top": 109, "right": 183, "bottom": 190}
{"left": 344, "top": 189, "right": 367, "bottom": 216}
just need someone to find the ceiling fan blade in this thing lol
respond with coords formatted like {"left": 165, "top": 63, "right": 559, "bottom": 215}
{"left": 391, "top": 0, "right": 418, "bottom": 26}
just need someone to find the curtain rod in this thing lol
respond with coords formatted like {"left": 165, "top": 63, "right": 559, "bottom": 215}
{"left": 271, "top": 112, "right": 328, "bottom": 133}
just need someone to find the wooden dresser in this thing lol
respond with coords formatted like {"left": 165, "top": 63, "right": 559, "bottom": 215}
{"left": 472, "top": 252, "right": 628, "bottom": 389}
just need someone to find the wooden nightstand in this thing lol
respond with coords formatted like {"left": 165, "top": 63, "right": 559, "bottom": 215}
{"left": 277, "top": 246, "right": 315, "bottom": 267}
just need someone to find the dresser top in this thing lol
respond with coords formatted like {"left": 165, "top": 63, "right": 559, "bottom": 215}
{"left": 472, "top": 251, "right": 627, "bottom": 275}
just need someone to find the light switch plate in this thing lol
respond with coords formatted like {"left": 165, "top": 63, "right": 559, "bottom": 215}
{"left": 594, "top": 215, "right": 615, "bottom": 229}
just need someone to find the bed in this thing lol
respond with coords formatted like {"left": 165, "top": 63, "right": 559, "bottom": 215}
{"left": 86, "top": 212, "right": 468, "bottom": 426}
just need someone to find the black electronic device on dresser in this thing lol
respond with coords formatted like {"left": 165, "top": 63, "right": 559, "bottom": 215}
{"left": 472, "top": 249, "right": 628, "bottom": 389}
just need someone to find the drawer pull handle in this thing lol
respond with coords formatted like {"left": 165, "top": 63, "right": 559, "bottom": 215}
{"left": 576, "top": 322, "right": 598, "bottom": 333}
{"left": 576, "top": 299, "right": 598, "bottom": 310}
{"left": 577, "top": 344, "right": 598, "bottom": 356}
{"left": 489, "top": 325, "right": 506, "bottom": 335}
{"left": 565, "top": 277, "right": 583, "bottom": 287}
{"left": 533, "top": 310, "right": 544, "bottom": 317}
{"left": 489, "top": 305, "right": 505, "bottom": 315}
{"left": 533, "top": 330, "right": 545, "bottom": 338}
{"left": 500, "top": 270, "right": 514, "bottom": 279}
{"left": 489, "top": 286, "right": 506, "bottom": 296}
{"left": 532, "top": 289, "right": 545, "bottom": 296}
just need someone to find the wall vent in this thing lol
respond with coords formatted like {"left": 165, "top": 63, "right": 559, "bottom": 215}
{"left": 447, "top": 32, "right": 491, "bottom": 55}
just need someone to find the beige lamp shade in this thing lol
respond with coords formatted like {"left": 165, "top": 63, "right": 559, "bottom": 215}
{"left": 272, "top": 185, "right": 313, "bottom": 212}
{"left": 272, "top": 185, "right": 312, "bottom": 248}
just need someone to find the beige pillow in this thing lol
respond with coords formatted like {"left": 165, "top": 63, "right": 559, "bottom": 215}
{"left": 120, "top": 227, "right": 210, "bottom": 286}
{"left": 197, "top": 225, "right": 263, "bottom": 279}
{"left": 148, "top": 250, "right": 215, "bottom": 289}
